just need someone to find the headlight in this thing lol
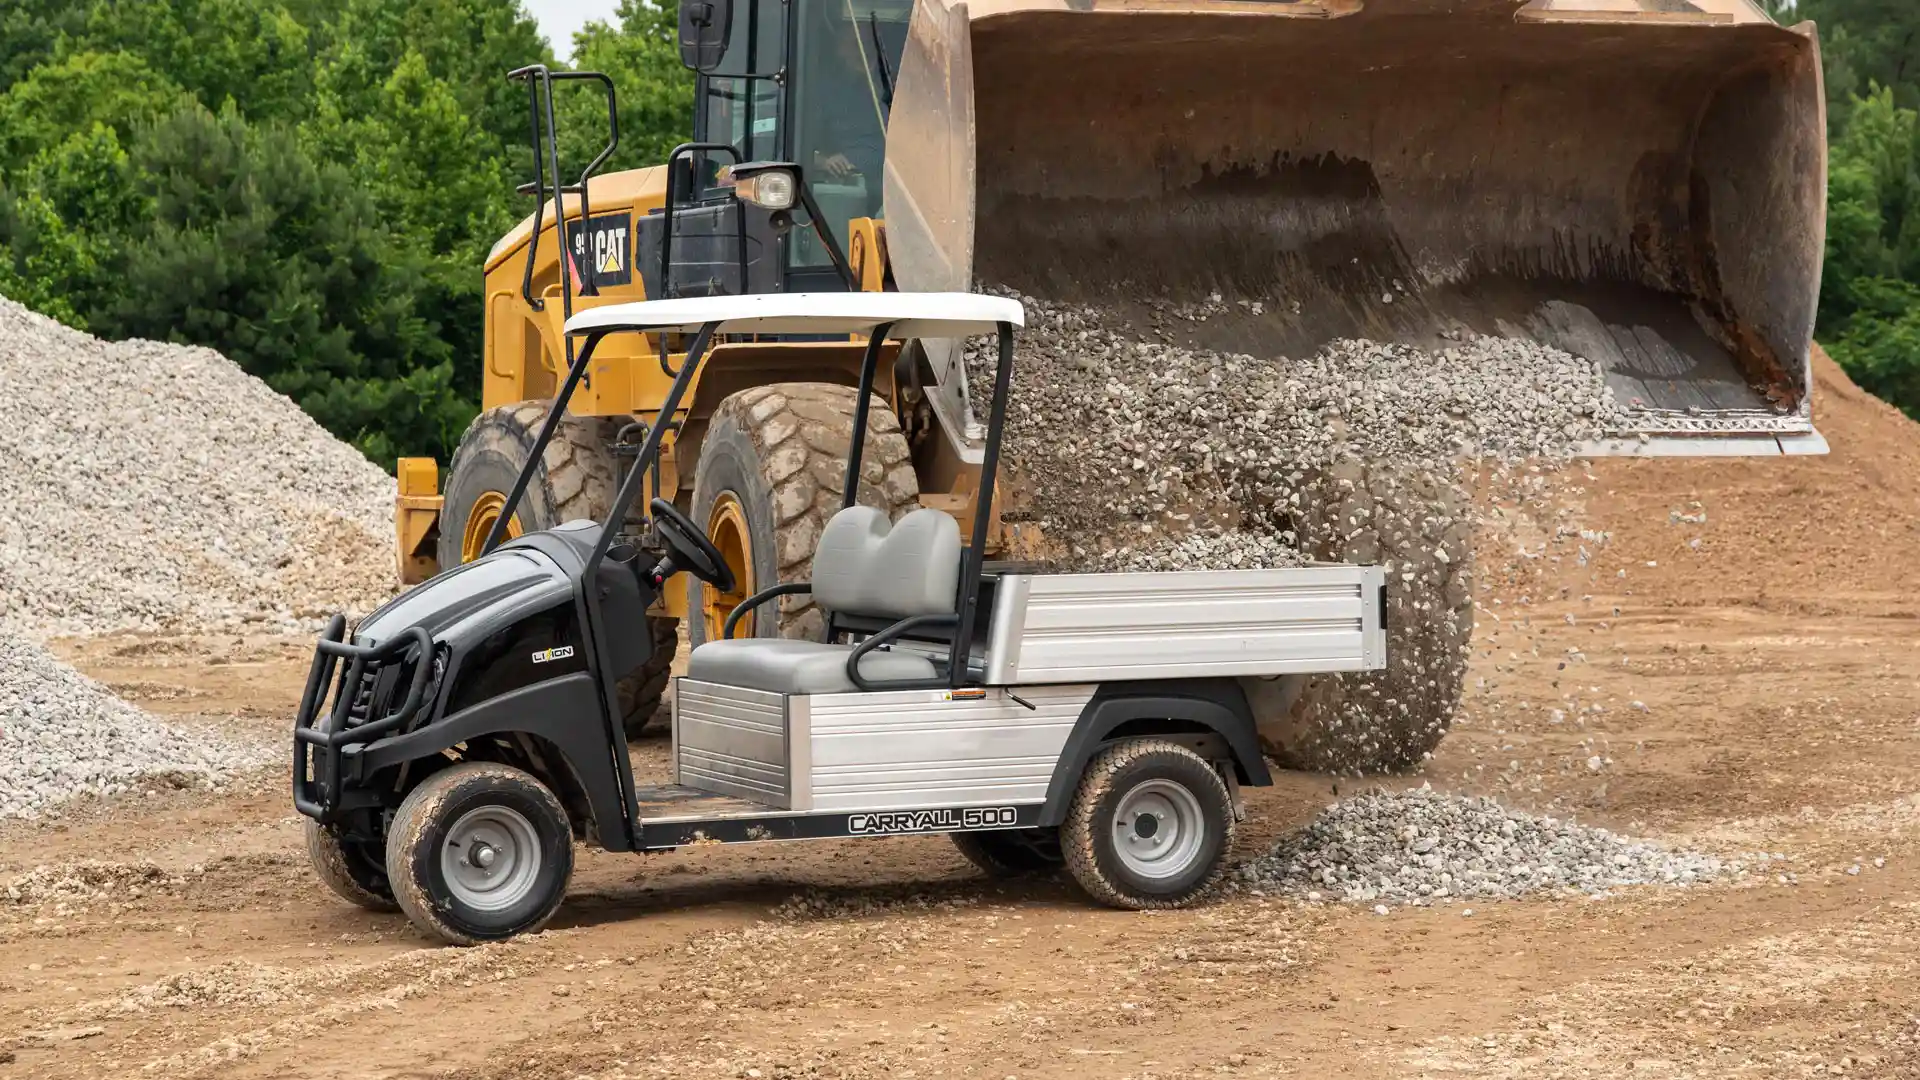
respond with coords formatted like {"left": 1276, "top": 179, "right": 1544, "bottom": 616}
{"left": 720, "top": 164, "right": 797, "bottom": 210}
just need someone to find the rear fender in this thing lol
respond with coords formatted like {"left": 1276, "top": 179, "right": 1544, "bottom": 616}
{"left": 1037, "top": 679, "right": 1270, "bottom": 827}
{"left": 359, "top": 673, "right": 633, "bottom": 851}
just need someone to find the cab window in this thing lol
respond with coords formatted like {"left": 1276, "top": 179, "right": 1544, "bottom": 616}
{"left": 696, "top": 0, "right": 785, "bottom": 185}
{"left": 789, "top": 0, "right": 910, "bottom": 267}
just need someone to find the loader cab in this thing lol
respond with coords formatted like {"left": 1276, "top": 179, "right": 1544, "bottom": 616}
{"left": 647, "top": 0, "right": 910, "bottom": 299}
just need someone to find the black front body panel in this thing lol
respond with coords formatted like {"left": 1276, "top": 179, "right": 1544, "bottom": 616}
{"left": 294, "top": 519, "right": 664, "bottom": 849}
{"left": 441, "top": 600, "right": 587, "bottom": 716}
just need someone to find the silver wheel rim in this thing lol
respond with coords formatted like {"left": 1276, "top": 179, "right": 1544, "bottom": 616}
{"left": 441, "top": 805, "right": 542, "bottom": 913}
{"left": 1112, "top": 778, "right": 1207, "bottom": 880}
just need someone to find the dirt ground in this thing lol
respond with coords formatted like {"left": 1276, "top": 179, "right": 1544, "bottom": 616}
{"left": 4, "top": 353, "right": 1918, "bottom": 1079}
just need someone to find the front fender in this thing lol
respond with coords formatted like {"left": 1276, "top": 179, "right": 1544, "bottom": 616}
{"left": 359, "top": 673, "right": 633, "bottom": 851}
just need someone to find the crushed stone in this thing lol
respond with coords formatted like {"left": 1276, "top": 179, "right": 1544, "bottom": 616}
{"left": 0, "top": 636, "right": 272, "bottom": 820}
{"left": 0, "top": 295, "right": 396, "bottom": 639}
{"left": 1238, "top": 786, "right": 1729, "bottom": 905}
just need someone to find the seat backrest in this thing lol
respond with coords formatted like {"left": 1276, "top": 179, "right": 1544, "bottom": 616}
{"left": 811, "top": 506, "right": 960, "bottom": 619}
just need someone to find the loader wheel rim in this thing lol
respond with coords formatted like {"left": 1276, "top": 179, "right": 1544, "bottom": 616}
{"left": 703, "top": 493, "right": 753, "bottom": 640}
{"left": 461, "top": 491, "right": 522, "bottom": 563}
{"left": 1112, "top": 780, "right": 1207, "bottom": 881}
{"left": 441, "top": 806, "right": 542, "bottom": 913}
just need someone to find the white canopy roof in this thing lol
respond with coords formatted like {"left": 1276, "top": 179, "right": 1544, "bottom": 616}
{"left": 563, "top": 291, "right": 1024, "bottom": 339}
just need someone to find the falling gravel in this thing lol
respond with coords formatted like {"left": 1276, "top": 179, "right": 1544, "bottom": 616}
{"left": 0, "top": 296, "right": 396, "bottom": 638}
{"left": 966, "top": 289, "right": 1628, "bottom": 770}
{"left": 0, "top": 636, "right": 271, "bottom": 820}
{"left": 972, "top": 289, "right": 1627, "bottom": 571}
{"left": 1239, "top": 787, "right": 1727, "bottom": 905}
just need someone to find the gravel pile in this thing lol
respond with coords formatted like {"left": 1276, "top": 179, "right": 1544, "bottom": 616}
{"left": 0, "top": 636, "right": 271, "bottom": 820}
{"left": 1, "top": 860, "right": 190, "bottom": 908}
{"left": 1239, "top": 787, "right": 1726, "bottom": 905}
{"left": 0, "top": 296, "right": 396, "bottom": 638}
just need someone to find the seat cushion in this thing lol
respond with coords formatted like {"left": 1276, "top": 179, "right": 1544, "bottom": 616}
{"left": 812, "top": 506, "right": 961, "bottom": 619}
{"left": 685, "top": 639, "right": 938, "bottom": 694}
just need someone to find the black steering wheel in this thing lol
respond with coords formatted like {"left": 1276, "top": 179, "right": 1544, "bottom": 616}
{"left": 648, "top": 497, "right": 736, "bottom": 593}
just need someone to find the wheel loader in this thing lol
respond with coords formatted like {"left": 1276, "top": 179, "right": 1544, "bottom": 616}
{"left": 393, "top": 0, "right": 1827, "bottom": 765}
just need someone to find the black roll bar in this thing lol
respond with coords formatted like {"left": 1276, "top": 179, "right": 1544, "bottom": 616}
{"left": 482, "top": 330, "right": 608, "bottom": 554}
{"left": 840, "top": 322, "right": 895, "bottom": 508}
{"left": 509, "top": 65, "right": 619, "bottom": 310}
{"left": 586, "top": 321, "right": 719, "bottom": 579}
{"left": 831, "top": 319, "right": 1016, "bottom": 690}
{"left": 947, "top": 323, "right": 1015, "bottom": 688}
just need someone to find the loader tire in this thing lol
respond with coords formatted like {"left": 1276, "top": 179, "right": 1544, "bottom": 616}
{"left": 686, "top": 384, "right": 918, "bottom": 647}
{"left": 441, "top": 402, "right": 678, "bottom": 737}
{"left": 1250, "top": 461, "right": 1474, "bottom": 774}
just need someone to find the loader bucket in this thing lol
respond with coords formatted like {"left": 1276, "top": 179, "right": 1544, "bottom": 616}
{"left": 884, "top": 0, "right": 1829, "bottom": 455}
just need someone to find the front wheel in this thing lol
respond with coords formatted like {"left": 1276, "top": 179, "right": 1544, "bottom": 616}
{"left": 305, "top": 819, "right": 397, "bottom": 912}
{"left": 386, "top": 763, "right": 574, "bottom": 945}
{"left": 1061, "top": 739, "right": 1235, "bottom": 910}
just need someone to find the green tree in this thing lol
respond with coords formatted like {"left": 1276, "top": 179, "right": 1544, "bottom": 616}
{"left": 79, "top": 0, "right": 316, "bottom": 122}
{"left": 1817, "top": 84, "right": 1920, "bottom": 416}
{"left": 1797, "top": 1, "right": 1920, "bottom": 135}
{"left": 0, "top": 1, "right": 91, "bottom": 94}
{"left": 0, "top": 125, "right": 148, "bottom": 328}
{"left": 562, "top": 0, "right": 695, "bottom": 175}
{"left": 310, "top": 0, "right": 552, "bottom": 157}
{"left": 0, "top": 51, "right": 190, "bottom": 166}
{"left": 92, "top": 102, "right": 472, "bottom": 466}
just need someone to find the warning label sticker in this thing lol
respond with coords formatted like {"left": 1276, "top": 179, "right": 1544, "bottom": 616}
{"left": 566, "top": 211, "right": 632, "bottom": 289}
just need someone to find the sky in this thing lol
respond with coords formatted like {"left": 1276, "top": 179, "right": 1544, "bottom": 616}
{"left": 521, "top": 0, "right": 623, "bottom": 60}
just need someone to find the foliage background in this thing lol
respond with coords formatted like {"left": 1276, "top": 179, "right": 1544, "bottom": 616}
{"left": 0, "top": 1, "right": 1917, "bottom": 467}
{"left": 0, "top": 0, "right": 690, "bottom": 468}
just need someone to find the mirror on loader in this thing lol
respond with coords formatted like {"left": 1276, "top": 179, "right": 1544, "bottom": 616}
{"left": 678, "top": 0, "right": 733, "bottom": 73}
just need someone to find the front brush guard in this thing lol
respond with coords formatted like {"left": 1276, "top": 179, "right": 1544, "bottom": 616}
{"left": 292, "top": 614, "right": 435, "bottom": 822}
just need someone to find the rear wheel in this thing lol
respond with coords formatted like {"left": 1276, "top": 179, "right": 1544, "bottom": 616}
{"left": 686, "top": 384, "right": 918, "bottom": 647}
{"left": 305, "top": 819, "right": 397, "bottom": 912}
{"left": 1062, "top": 739, "right": 1235, "bottom": 910}
{"left": 441, "top": 402, "right": 678, "bottom": 736}
{"left": 951, "top": 828, "right": 1064, "bottom": 879}
{"left": 386, "top": 763, "right": 574, "bottom": 946}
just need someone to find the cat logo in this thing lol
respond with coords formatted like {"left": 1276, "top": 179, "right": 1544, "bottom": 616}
{"left": 530, "top": 645, "right": 575, "bottom": 665}
{"left": 565, "top": 212, "right": 632, "bottom": 288}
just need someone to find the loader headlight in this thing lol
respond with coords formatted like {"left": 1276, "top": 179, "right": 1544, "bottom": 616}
{"left": 720, "top": 162, "right": 797, "bottom": 210}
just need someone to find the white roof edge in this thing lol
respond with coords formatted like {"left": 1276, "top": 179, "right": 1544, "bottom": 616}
{"left": 563, "top": 291, "right": 1025, "bottom": 338}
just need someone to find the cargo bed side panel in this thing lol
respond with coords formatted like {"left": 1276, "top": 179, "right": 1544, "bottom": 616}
{"left": 983, "top": 567, "right": 1386, "bottom": 685}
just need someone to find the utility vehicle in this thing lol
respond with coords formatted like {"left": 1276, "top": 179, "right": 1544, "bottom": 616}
{"left": 295, "top": 285, "right": 1385, "bottom": 944}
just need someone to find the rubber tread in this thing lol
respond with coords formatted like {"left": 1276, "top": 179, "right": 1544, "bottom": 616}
{"left": 688, "top": 384, "right": 917, "bottom": 644}
{"left": 305, "top": 819, "right": 398, "bottom": 912}
{"left": 1061, "top": 738, "right": 1235, "bottom": 911}
{"left": 385, "top": 762, "right": 574, "bottom": 946}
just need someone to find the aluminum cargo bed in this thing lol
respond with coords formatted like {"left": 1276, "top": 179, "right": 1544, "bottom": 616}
{"left": 982, "top": 565, "right": 1386, "bottom": 685}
